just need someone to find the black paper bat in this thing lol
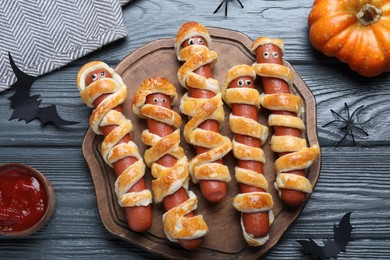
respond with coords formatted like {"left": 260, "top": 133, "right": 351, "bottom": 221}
{"left": 7, "top": 52, "right": 78, "bottom": 126}
{"left": 298, "top": 212, "right": 353, "bottom": 259}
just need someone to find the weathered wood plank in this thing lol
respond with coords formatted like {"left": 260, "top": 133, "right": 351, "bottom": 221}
{"left": 91, "top": 0, "right": 318, "bottom": 63}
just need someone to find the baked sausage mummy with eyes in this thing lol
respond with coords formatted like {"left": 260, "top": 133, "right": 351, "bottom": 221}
{"left": 175, "top": 21, "right": 233, "bottom": 203}
{"left": 251, "top": 37, "right": 320, "bottom": 207}
{"left": 76, "top": 61, "right": 153, "bottom": 232}
{"left": 132, "top": 77, "right": 208, "bottom": 250}
{"left": 222, "top": 65, "right": 273, "bottom": 246}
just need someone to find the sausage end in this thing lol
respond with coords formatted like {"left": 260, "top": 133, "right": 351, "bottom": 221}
{"left": 242, "top": 212, "right": 270, "bottom": 238}
{"left": 199, "top": 180, "right": 227, "bottom": 203}
{"left": 125, "top": 205, "right": 153, "bottom": 232}
{"left": 280, "top": 188, "right": 307, "bottom": 207}
{"left": 179, "top": 238, "right": 202, "bottom": 251}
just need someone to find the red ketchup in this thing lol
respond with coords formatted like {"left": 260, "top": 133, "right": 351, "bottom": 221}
{"left": 0, "top": 166, "right": 48, "bottom": 233}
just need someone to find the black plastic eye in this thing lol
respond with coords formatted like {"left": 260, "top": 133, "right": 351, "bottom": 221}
{"left": 161, "top": 98, "right": 167, "bottom": 103}
{"left": 263, "top": 52, "right": 270, "bottom": 59}
{"left": 91, "top": 73, "right": 97, "bottom": 81}
{"left": 153, "top": 98, "right": 159, "bottom": 103}
{"left": 188, "top": 38, "right": 195, "bottom": 45}
{"left": 197, "top": 38, "right": 203, "bottom": 44}
{"left": 237, "top": 79, "right": 244, "bottom": 87}
{"left": 100, "top": 71, "right": 106, "bottom": 77}
{"left": 246, "top": 80, "right": 252, "bottom": 86}
{"left": 272, "top": 52, "right": 279, "bottom": 59}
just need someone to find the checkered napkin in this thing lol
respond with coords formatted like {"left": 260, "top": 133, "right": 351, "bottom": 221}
{"left": 0, "top": 0, "right": 132, "bottom": 92}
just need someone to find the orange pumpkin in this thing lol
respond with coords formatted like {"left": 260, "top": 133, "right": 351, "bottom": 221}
{"left": 308, "top": 0, "right": 390, "bottom": 77}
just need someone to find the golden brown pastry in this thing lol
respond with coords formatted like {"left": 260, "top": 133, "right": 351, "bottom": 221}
{"left": 251, "top": 37, "right": 320, "bottom": 206}
{"left": 132, "top": 77, "right": 208, "bottom": 244}
{"left": 76, "top": 61, "right": 152, "bottom": 232}
{"left": 175, "top": 22, "right": 232, "bottom": 202}
{"left": 222, "top": 64, "right": 273, "bottom": 246}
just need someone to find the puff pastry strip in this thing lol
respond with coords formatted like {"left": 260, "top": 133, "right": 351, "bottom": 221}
{"left": 76, "top": 61, "right": 152, "bottom": 209}
{"left": 251, "top": 37, "right": 320, "bottom": 203}
{"left": 175, "top": 22, "right": 232, "bottom": 191}
{"left": 222, "top": 64, "right": 274, "bottom": 246}
{"left": 132, "top": 77, "right": 208, "bottom": 243}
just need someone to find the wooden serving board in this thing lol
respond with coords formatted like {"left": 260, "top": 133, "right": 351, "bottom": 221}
{"left": 82, "top": 27, "right": 321, "bottom": 259}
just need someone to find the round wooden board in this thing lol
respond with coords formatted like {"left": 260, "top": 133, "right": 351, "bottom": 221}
{"left": 82, "top": 27, "right": 321, "bottom": 259}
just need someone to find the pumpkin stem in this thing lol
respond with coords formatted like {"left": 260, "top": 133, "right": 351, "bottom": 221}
{"left": 357, "top": 3, "right": 382, "bottom": 26}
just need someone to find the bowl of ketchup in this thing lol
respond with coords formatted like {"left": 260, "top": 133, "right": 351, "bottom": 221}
{"left": 0, "top": 163, "right": 56, "bottom": 236}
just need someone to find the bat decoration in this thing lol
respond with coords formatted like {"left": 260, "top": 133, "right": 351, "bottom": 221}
{"left": 298, "top": 212, "right": 353, "bottom": 259}
{"left": 7, "top": 52, "right": 78, "bottom": 126}
{"left": 214, "top": 0, "right": 244, "bottom": 16}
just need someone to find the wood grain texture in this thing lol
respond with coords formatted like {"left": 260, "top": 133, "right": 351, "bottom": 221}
{"left": 81, "top": 29, "right": 320, "bottom": 259}
{"left": 0, "top": 0, "right": 390, "bottom": 259}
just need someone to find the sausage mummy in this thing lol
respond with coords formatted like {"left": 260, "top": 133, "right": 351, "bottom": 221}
{"left": 222, "top": 65, "right": 273, "bottom": 246}
{"left": 132, "top": 77, "right": 208, "bottom": 250}
{"left": 251, "top": 37, "right": 320, "bottom": 206}
{"left": 175, "top": 21, "right": 232, "bottom": 203}
{"left": 76, "top": 61, "right": 153, "bottom": 232}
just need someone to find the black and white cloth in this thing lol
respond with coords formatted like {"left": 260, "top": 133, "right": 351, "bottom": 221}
{"left": 0, "top": 0, "right": 132, "bottom": 92}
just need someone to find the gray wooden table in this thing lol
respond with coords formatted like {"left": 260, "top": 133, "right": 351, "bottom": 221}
{"left": 1, "top": 0, "right": 389, "bottom": 259}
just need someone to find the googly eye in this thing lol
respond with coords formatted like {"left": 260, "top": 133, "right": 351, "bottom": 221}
{"left": 197, "top": 38, "right": 203, "bottom": 45}
{"left": 100, "top": 71, "right": 106, "bottom": 77}
{"left": 246, "top": 80, "right": 252, "bottom": 86}
{"left": 153, "top": 98, "right": 159, "bottom": 103}
{"left": 237, "top": 79, "right": 245, "bottom": 87}
{"left": 263, "top": 52, "right": 270, "bottom": 59}
{"left": 162, "top": 98, "right": 167, "bottom": 103}
{"left": 272, "top": 52, "right": 279, "bottom": 59}
{"left": 91, "top": 73, "right": 97, "bottom": 81}
{"left": 188, "top": 38, "right": 195, "bottom": 45}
